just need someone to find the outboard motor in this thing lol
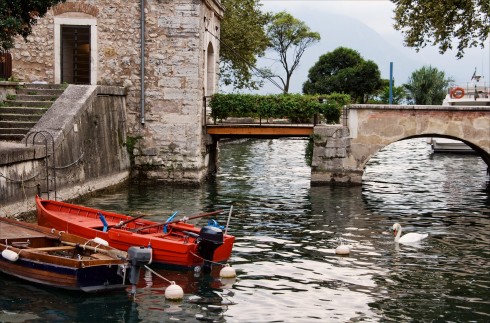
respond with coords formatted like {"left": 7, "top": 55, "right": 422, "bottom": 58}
{"left": 196, "top": 225, "right": 224, "bottom": 273}
{"left": 126, "top": 246, "right": 152, "bottom": 294}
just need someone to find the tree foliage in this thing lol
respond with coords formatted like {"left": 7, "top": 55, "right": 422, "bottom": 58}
{"left": 374, "top": 85, "right": 408, "bottom": 105}
{"left": 219, "top": 0, "right": 271, "bottom": 90}
{"left": 403, "top": 66, "right": 453, "bottom": 105}
{"left": 265, "top": 11, "right": 320, "bottom": 94}
{"left": 0, "top": 0, "right": 65, "bottom": 52}
{"left": 392, "top": 0, "right": 490, "bottom": 58}
{"left": 368, "top": 79, "right": 408, "bottom": 104}
{"left": 302, "top": 47, "right": 384, "bottom": 103}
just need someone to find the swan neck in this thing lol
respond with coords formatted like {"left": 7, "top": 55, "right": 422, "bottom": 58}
{"left": 395, "top": 226, "right": 402, "bottom": 242}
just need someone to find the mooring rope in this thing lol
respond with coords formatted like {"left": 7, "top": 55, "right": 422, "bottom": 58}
{"left": 143, "top": 265, "right": 175, "bottom": 285}
{"left": 0, "top": 170, "right": 42, "bottom": 183}
{"left": 190, "top": 251, "right": 226, "bottom": 267}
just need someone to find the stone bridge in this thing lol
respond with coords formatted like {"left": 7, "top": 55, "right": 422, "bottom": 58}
{"left": 311, "top": 104, "right": 490, "bottom": 185}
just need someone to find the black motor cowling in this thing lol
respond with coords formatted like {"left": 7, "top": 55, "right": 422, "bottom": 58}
{"left": 196, "top": 225, "right": 224, "bottom": 273}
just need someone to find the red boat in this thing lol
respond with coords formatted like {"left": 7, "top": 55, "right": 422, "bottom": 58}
{"left": 36, "top": 196, "right": 235, "bottom": 270}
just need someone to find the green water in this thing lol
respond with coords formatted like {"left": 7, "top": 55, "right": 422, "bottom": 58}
{"left": 1, "top": 138, "right": 489, "bottom": 322}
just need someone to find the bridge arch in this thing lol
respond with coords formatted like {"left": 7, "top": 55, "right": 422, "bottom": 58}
{"left": 311, "top": 105, "right": 490, "bottom": 185}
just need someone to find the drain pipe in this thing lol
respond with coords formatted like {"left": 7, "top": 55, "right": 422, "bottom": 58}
{"left": 140, "top": 0, "right": 145, "bottom": 125}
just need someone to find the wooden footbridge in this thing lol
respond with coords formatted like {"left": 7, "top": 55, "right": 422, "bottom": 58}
{"left": 206, "top": 123, "right": 314, "bottom": 139}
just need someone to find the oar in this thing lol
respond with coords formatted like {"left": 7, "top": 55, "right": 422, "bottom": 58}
{"left": 61, "top": 241, "right": 127, "bottom": 259}
{"left": 109, "top": 213, "right": 146, "bottom": 229}
{"left": 131, "top": 210, "right": 224, "bottom": 233}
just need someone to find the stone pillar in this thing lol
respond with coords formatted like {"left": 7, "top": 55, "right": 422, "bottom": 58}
{"left": 310, "top": 125, "right": 363, "bottom": 185}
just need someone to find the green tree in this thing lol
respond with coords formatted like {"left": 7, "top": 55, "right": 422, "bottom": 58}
{"left": 264, "top": 11, "right": 320, "bottom": 93}
{"left": 219, "top": 0, "right": 271, "bottom": 90}
{"left": 302, "top": 47, "right": 384, "bottom": 103}
{"left": 403, "top": 66, "right": 453, "bottom": 105}
{"left": 0, "top": 0, "right": 65, "bottom": 52}
{"left": 370, "top": 80, "right": 408, "bottom": 104}
{"left": 392, "top": 0, "right": 490, "bottom": 58}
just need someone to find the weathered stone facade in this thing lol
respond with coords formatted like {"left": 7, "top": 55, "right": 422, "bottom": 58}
{"left": 11, "top": 0, "right": 223, "bottom": 184}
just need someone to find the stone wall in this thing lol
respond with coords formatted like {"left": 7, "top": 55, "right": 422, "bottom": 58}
{"left": 0, "top": 85, "right": 129, "bottom": 217}
{"left": 310, "top": 125, "right": 360, "bottom": 185}
{"left": 10, "top": 0, "right": 224, "bottom": 185}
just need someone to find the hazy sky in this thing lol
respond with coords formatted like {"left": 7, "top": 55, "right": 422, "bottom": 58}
{"left": 253, "top": 0, "right": 490, "bottom": 94}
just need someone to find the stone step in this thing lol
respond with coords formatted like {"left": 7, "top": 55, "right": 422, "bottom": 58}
{"left": 0, "top": 121, "right": 37, "bottom": 129}
{"left": 0, "top": 113, "right": 43, "bottom": 122}
{"left": 21, "top": 83, "right": 66, "bottom": 90}
{"left": 0, "top": 107, "right": 49, "bottom": 114}
{"left": 0, "top": 118, "right": 37, "bottom": 129}
{"left": 14, "top": 94, "right": 60, "bottom": 101}
{"left": 0, "top": 83, "right": 65, "bottom": 142}
{"left": 0, "top": 133, "right": 25, "bottom": 141}
{"left": 2, "top": 100, "right": 53, "bottom": 108}
{"left": 16, "top": 88, "right": 65, "bottom": 96}
{"left": 0, "top": 128, "right": 30, "bottom": 135}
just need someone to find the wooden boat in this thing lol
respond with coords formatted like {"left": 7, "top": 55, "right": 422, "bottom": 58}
{"left": 0, "top": 216, "right": 130, "bottom": 293}
{"left": 36, "top": 196, "right": 235, "bottom": 270}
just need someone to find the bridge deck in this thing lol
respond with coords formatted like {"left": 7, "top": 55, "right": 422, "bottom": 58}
{"left": 206, "top": 124, "right": 314, "bottom": 138}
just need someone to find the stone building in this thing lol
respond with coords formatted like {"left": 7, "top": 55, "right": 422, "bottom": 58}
{"left": 10, "top": 0, "right": 223, "bottom": 184}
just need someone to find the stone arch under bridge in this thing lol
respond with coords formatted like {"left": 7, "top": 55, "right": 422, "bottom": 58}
{"left": 311, "top": 105, "right": 490, "bottom": 185}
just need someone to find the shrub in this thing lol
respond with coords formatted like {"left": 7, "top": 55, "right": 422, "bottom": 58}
{"left": 208, "top": 93, "right": 349, "bottom": 124}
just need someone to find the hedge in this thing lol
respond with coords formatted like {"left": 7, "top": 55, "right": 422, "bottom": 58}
{"left": 208, "top": 93, "right": 350, "bottom": 124}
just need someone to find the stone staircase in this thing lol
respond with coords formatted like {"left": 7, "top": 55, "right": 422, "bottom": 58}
{"left": 0, "top": 83, "right": 65, "bottom": 141}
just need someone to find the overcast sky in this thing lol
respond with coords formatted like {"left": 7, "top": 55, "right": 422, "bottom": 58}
{"left": 251, "top": 0, "right": 490, "bottom": 94}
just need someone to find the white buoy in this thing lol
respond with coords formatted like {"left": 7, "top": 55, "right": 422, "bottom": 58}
{"left": 335, "top": 244, "right": 350, "bottom": 255}
{"left": 220, "top": 277, "right": 236, "bottom": 288}
{"left": 93, "top": 237, "right": 109, "bottom": 246}
{"left": 219, "top": 265, "right": 236, "bottom": 278}
{"left": 2, "top": 249, "right": 19, "bottom": 262}
{"left": 165, "top": 283, "right": 184, "bottom": 301}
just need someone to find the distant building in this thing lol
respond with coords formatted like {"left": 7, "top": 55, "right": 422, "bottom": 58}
{"left": 11, "top": 0, "right": 223, "bottom": 184}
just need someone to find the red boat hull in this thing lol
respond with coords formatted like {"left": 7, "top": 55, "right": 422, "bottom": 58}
{"left": 35, "top": 196, "right": 235, "bottom": 269}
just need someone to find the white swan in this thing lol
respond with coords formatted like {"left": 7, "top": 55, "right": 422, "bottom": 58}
{"left": 392, "top": 223, "right": 428, "bottom": 244}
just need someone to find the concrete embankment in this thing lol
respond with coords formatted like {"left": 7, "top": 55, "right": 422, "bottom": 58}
{"left": 0, "top": 85, "right": 130, "bottom": 217}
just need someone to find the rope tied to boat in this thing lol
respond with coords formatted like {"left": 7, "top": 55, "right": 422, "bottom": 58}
{"left": 190, "top": 250, "right": 227, "bottom": 267}
{"left": 143, "top": 264, "right": 175, "bottom": 285}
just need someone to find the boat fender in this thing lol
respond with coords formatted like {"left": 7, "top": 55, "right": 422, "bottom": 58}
{"left": 93, "top": 237, "right": 109, "bottom": 246}
{"left": 2, "top": 249, "right": 19, "bottom": 262}
{"left": 450, "top": 87, "right": 465, "bottom": 99}
{"left": 219, "top": 264, "right": 236, "bottom": 278}
{"left": 165, "top": 283, "right": 184, "bottom": 301}
{"left": 335, "top": 244, "right": 350, "bottom": 255}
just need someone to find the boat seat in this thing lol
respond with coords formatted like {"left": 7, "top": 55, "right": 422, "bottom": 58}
{"left": 90, "top": 253, "right": 113, "bottom": 260}
{"left": 30, "top": 246, "right": 76, "bottom": 252}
